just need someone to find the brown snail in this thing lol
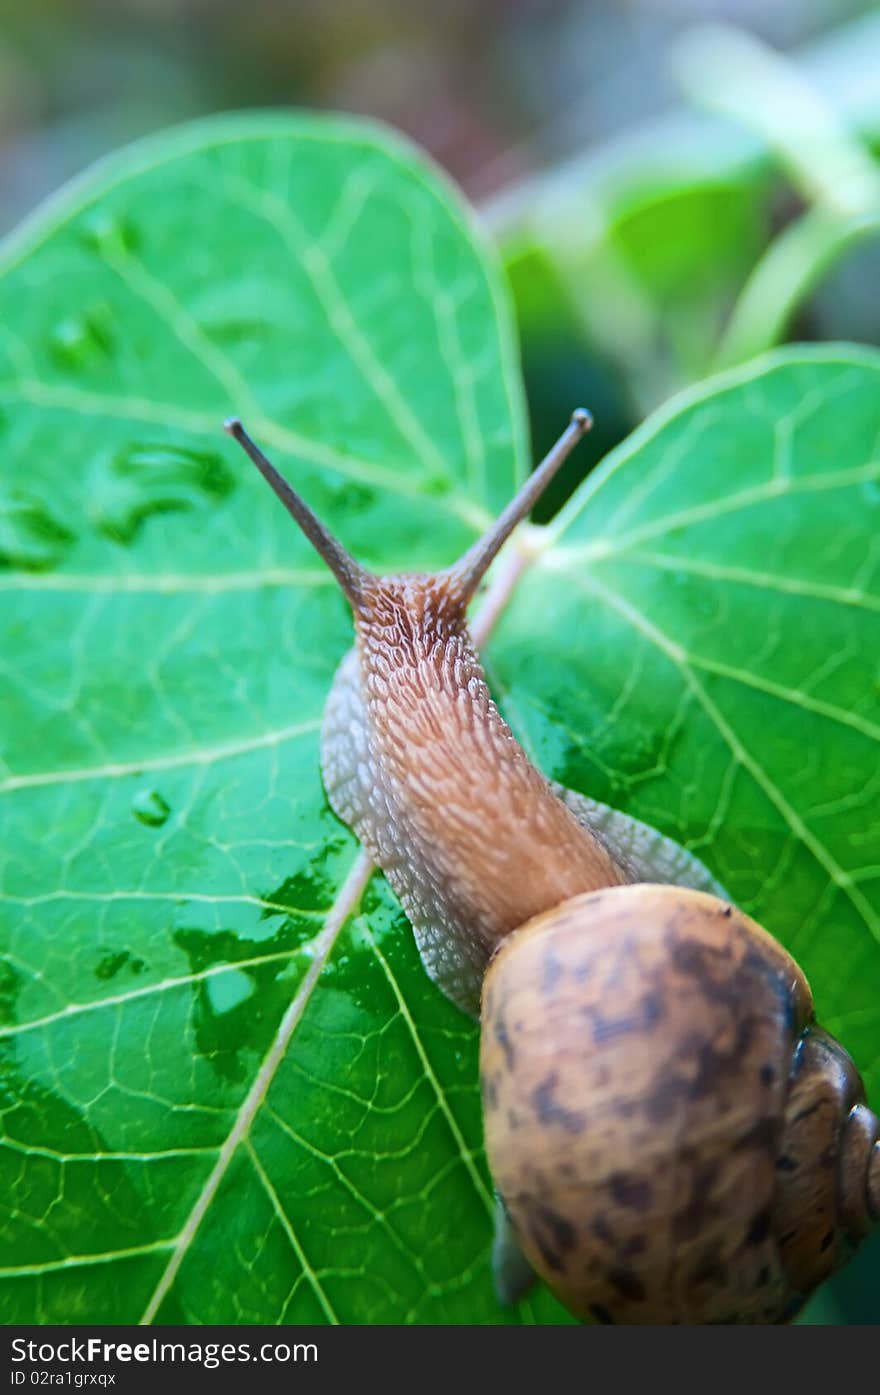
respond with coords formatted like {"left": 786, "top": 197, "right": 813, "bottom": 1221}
{"left": 225, "top": 411, "right": 879, "bottom": 1324}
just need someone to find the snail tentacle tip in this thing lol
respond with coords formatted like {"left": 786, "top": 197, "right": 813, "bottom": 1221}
{"left": 223, "top": 416, "right": 244, "bottom": 438}
{"left": 571, "top": 407, "right": 593, "bottom": 433}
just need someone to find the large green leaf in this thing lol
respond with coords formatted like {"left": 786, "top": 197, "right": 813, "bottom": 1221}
{"left": 0, "top": 113, "right": 561, "bottom": 1325}
{"left": 0, "top": 116, "right": 878, "bottom": 1324}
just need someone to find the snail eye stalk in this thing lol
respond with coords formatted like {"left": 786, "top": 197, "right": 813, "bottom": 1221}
{"left": 447, "top": 409, "right": 592, "bottom": 604}
{"left": 224, "top": 418, "right": 368, "bottom": 605}
{"left": 226, "top": 407, "right": 591, "bottom": 610}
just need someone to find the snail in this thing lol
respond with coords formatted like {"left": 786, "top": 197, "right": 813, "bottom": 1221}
{"left": 225, "top": 411, "right": 879, "bottom": 1324}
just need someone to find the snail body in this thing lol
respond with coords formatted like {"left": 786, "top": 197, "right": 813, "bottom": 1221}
{"left": 226, "top": 412, "right": 878, "bottom": 1323}
{"left": 229, "top": 411, "right": 722, "bottom": 1017}
{"left": 320, "top": 572, "right": 625, "bottom": 1017}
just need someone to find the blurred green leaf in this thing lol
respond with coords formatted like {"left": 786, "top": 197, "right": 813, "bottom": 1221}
{"left": 500, "top": 167, "right": 774, "bottom": 416}
{"left": 0, "top": 117, "right": 877, "bottom": 1326}
{"left": 492, "top": 10, "right": 880, "bottom": 408}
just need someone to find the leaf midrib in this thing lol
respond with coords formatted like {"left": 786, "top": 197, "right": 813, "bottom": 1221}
{"left": 138, "top": 850, "right": 373, "bottom": 1324}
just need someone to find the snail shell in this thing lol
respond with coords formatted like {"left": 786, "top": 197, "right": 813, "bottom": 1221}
{"left": 480, "top": 883, "right": 880, "bottom": 1324}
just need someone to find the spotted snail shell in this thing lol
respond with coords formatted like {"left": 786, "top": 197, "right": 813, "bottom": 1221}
{"left": 480, "top": 884, "right": 880, "bottom": 1324}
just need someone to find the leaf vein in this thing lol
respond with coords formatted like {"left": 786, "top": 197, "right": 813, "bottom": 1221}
{"left": 137, "top": 851, "right": 373, "bottom": 1324}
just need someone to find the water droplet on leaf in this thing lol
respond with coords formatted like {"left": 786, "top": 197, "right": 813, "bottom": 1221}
{"left": 206, "top": 968, "right": 254, "bottom": 1015}
{"left": 78, "top": 209, "right": 140, "bottom": 258}
{"left": 94, "top": 441, "right": 233, "bottom": 543}
{"left": 131, "top": 789, "right": 170, "bottom": 827}
{"left": 95, "top": 951, "right": 127, "bottom": 980}
{"left": 48, "top": 307, "right": 114, "bottom": 371}
{"left": 0, "top": 487, "right": 75, "bottom": 571}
